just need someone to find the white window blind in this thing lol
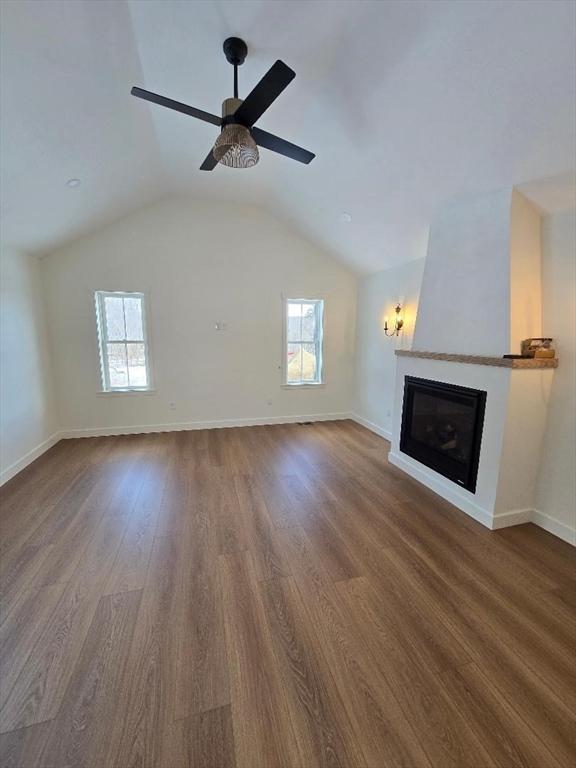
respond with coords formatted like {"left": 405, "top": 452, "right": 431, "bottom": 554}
{"left": 95, "top": 291, "right": 151, "bottom": 391}
{"left": 284, "top": 298, "right": 324, "bottom": 385}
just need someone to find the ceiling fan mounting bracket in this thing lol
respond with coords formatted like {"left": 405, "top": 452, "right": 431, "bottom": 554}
{"left": 223, "top": 37, "right": 248, "bottom": 67}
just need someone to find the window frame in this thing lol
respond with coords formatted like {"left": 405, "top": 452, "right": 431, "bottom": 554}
{"left": 95, "top": 290, "right": 152, "bottom": 393}
{"left": 282, "top": 297, "right": 325, "bottom": 387}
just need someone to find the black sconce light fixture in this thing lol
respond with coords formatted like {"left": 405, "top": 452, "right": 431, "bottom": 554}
{"left": 384, "top": 304, "right": 404, "bottom": 337}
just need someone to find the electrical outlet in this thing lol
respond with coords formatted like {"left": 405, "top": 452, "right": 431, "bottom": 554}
{"left": 267, "top": 399, "right": 273, "bottom": 406}
{"left": 169, "top": 402, "right": 176, "bottom": 411}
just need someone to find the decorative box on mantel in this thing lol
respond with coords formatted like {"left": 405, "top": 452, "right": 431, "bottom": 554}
{"left": 389, "top": 187, "right": 557, "bottom": 533}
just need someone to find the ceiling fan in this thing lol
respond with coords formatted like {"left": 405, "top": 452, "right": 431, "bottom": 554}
{"left": 131, "top": 37, "right": 315, "bottom": 171}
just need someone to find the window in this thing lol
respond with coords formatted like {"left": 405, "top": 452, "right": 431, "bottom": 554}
{"left": 95, "top": 291, "right": 151, "bottom": 391}
{"left": 284, "top": 298, "right": 324, "bottom": 385}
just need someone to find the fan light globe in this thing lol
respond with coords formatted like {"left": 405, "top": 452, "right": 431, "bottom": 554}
{"left": 213, "top": 124, "right": 259, "bottom": 168}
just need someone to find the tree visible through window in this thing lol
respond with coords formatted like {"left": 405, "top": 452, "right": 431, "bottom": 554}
{"left": 285, "top": 299, "right": 324, "bottom": 385}
{"left": 95, "top": 291, "right": 150, "bottom": 391}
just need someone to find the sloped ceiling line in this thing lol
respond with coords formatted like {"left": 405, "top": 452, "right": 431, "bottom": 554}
{"left": 1, "top": 0, "right": 575, "bottom": 272}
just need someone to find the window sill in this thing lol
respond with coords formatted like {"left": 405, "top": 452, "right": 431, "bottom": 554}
{"left": 97, "top": 389, "right": 157, "bottom": 396}
{"left": 281, "top": 383, "right": 325, "bottom": 389}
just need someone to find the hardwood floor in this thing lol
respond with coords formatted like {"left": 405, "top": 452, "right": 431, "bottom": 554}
{"left": 0, "top": 420, "right": 574, "bottom": 767}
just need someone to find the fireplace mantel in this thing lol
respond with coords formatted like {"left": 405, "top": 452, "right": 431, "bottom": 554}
{"left": 395, "top": 350, "right": 558, "bottom": 369}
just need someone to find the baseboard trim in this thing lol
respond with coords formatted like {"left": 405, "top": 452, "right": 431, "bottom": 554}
{"left": 59, "top": 412, "right": 352, "bottom": 439}
{"left": 350, "top": 414, "right": 392, "bottom": 441}
{"left": 532, "top": 509, "right": 576, "bottom": 546}
{"left": 388, "top": 450, "right": 495, "bottom": 529}
{"left": 0, "top": 432, "right": 63, "bottom": 486}
{"left": 389, "top": 450, "right": 575, "bottom": 545}
{"left": 491, "top": 508, "right": 534, "bottom": 529}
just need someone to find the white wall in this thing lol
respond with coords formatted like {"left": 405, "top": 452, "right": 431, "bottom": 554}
{"left": 0, "top": 247, "right": 58, "bottom": 482}
{"left": 41, "top": 198, "right": 357, "bottom": 434}
{"left": 353, "top": 258, "right": 425, "bottom": 438}
{"left": 535, "top": 209, "right": 576, "bottom": 543}
{"left": 509, "top": 191, "right": 542, "bottom": 352}
{"left": 494, "top": 369, "right": 553, "bottom": 517}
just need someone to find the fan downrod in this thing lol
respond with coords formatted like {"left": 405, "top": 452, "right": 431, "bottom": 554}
{"left": 223, "top": 38, "right": 247, "bottom": 66}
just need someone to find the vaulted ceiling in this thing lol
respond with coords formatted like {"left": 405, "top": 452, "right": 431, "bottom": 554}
{"left": 1, "top": 0, "right": 574, "bottom": 272}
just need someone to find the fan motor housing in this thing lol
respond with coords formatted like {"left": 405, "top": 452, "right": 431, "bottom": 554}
{"left": 221, "top": 97, "right": 244, "bottom": 127}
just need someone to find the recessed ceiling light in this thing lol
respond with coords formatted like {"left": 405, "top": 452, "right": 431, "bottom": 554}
{"left": 66, "top": 178, "right": 81, "bottom": 188}
{"left": 340, "top": 212, "right": 352, "bottom": 223}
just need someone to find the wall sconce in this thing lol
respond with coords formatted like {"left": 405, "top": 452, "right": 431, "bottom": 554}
{"left": 384, "top": 304, "right": 404, "bottom": 336}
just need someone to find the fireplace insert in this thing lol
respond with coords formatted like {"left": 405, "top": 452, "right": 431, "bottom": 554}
{"left": 399, "top": 376, "right": 486, "bottom": 493}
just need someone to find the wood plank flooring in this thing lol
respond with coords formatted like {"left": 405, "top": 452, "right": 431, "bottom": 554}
{"left": 0, "top": 420, "right": 575, "bottom": 767}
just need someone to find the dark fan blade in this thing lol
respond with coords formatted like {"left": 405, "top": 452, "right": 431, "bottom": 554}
{"left": 131, "top": 87, "right": 221, "bottom": 126}
{"left": 233, "top": 61, "right": 295, "bottom": 127}
{"left": 200, "top": 149, "right": 218, "bottom": 171}
{"left": 251, "top": 127, "right": 315, "bottom": 164}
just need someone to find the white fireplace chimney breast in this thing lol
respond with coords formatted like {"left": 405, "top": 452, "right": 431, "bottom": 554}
{"left": 413, "top": 188, "right": 542, "bottom": 356}
{"left": 391, "top": 187, "right": 553, "bottom": 532}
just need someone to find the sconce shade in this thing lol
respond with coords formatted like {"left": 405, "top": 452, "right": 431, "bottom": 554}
{"left": 213, "top": 124, "right": 259, "bottom": 168}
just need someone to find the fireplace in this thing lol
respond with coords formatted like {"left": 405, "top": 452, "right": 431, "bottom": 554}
{"left": 399, "top": 376, "right": 486, "bottom": 493}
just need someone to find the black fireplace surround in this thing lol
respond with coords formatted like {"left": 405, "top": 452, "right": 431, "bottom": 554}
{"left": 399, "top": 376, "right": 487, "bottom": 493}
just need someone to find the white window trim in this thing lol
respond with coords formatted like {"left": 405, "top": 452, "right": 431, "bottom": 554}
{"left": 282, "top": 296, "right": 325, "bottom": 387}
{"left": 95, "top": 290, "right": 152, "bottom": 393}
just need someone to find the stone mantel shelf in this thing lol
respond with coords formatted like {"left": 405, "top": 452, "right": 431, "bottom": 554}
{"left": 395, "top": 350, "right": 558, "bottom": 369}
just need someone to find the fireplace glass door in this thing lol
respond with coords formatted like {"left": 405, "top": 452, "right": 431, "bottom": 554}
{"left": 399, "top": 376, "right": 486, "bottom": 493}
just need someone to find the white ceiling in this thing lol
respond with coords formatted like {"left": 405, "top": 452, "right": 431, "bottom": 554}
{"left": 1, "top": 0, "right": 575, "bottom": 272}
